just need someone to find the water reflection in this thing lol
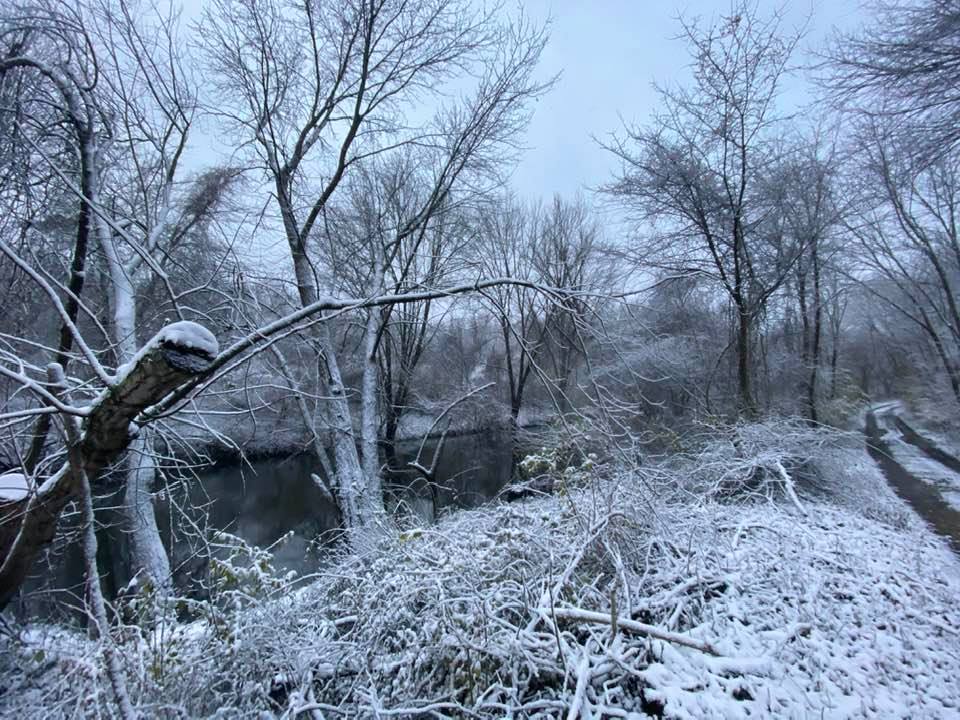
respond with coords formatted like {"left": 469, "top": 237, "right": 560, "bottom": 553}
{"left": 179, "top": 430, "right": 516, "bottom": 576}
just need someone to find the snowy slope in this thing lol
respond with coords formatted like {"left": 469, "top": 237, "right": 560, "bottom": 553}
{"left": 2, "top": 446, "right": 958, "bottom": 718}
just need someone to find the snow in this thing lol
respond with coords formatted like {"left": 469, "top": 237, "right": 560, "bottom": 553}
{"left": 887, "top": 437, "right": 960, "bottom": 511}
{"left": 899, "top": 415, "right": 960, "bottom": 461}
{"left": 0, "top": 472, "right": 29, "bottom": 501}
{"left": 2, "top": 430, "right": 958, "bottom": 718}
{"left": 156, "top": 320, "right": 219, "bottom": 358}
{"left": 629, "top": 502, "right": 960, "bottom": 719}
{"left": 874, "top": 406, "right": 960, "bottom": 512}
{"left": 111, "top": 320, "right": 218, "bottom": 386}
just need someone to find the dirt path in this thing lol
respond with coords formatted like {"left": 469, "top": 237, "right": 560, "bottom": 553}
{"left": 865, "top": 410, "right": 960, "bottom": 555}
{"left": 892, "top": 414, "right": 960, "bottom": 473}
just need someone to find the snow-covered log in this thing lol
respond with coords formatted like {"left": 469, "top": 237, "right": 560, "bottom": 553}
{"left": 0, "top": 323, "right": 218, "bottom": 608}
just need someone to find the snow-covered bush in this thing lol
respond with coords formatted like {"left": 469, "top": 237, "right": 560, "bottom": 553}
{"left": 97, "top": 528, "right": 305, "bottom": 703}
{"left": 517, "top": 445, "right": 599, "bottom": 495}
{"left": 3, "top": 426, "right": 957, "bottom": 718}
{"left": 674, "top": 418, "right": 853, "bottom": 511}
{"left": 205, "top": 530, "right": 298, "bottom": 605}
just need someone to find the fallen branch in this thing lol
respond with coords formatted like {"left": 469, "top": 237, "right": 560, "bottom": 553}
{"left": 567, "top": 641, "right": 595, "bottom": 720}
{"left": 774, "top": 460, "right": 806, "bottom": 515}
{"left": 546, "top": 606, "right": 722, "bottom": 656}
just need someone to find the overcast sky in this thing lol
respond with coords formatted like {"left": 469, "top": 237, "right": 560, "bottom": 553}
{"left": 506, "top": 0, "right": 865, "bottom": 201}
{"left": 183, "top": 1, "right": 869, "bottom": 265}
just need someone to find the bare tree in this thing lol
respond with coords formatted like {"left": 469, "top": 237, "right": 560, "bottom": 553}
{"left": 823, "top": 270, "right": 852, "bottom": 400}
{"left": 0, "top": 1, "right": 104, "bottom": 473}
{"left": 322, "top": 156, "right": 477, "bottom": 470}
{"left": 604, "top": 2, "right": 805, "bottom": 417}
{"left": 0, "top": 0, "right": 232, "bottom": 607}
{"left": 775, "top": 135, "right": 844, "bottom": 423}
{"left": 532, "top": 195, "right": 607, "bottom": 413}
{"left": 477, "top": 194, "right": 604, "bottom": 428}
{"left": 826, "top": 0, "right": 960, "bottom": 161}
{"left": 88, "top": 0, "right": 213, "bottom": 594}
{"left": 846, "top": 121, "right": 960, "bottom": 405}
{"left": 477, "top": 196, "right": 547, "bottom": 426}
{"left": 201, "top": 0, "right": 550, "bottom": 535}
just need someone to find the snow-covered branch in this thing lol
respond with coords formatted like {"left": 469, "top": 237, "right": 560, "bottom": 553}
{"left": 0, "top": 321, "right": 217, "bottom": 608}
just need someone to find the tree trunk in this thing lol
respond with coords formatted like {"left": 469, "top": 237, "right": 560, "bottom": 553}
{"left": 281, "top": 193, "right": 378, "bottom": 535}
{"left": 382, "top": 407, "right": 401, "bottom": 472}
{"left": 0, "top": 333, "right": 216, "bottom": 609}
{"left": 23, "top": 130, "right": 97, "bottom": 474}
{"left": 78, "top": 454, "right": 136, "bottom": 719}
{"left": 797, "top": 271, "right": 811, "bottom": 382}
{"left": 101, "top": 222, "right": 171, "bottom": 592}
{"left": 317, "top": 319, "right": 371, "bottom": 531}
{"left": 807, "top": 242, "right": 822, "bottom": 425}
{"left": 829, "top": 336, "right": 840, "bottom": 400}
{"left": 736, "top": 307, "right": 757, "bottom": 418}
{"left": 360, "top": 309, "right": 384, "bottom": 509}
{"left": 123, "top": 432, "right": 171, "bottom": 593}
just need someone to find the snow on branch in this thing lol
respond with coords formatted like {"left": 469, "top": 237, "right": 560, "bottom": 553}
{"left": 0, "top": 322, "right": 218, "bottom": 608}
{"left": 546, "top": 606, "right": 721, "bottom": 656}
{"left": 147, "top": 278, "right": 571, "bottom": 419}
{"left": 112, "top": 321, "right": 219, "bottom": 386}
{"left": 0, "top": 473, "right": 29, "bottom": 503}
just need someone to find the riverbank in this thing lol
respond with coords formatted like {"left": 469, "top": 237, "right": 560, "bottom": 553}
{"left": 3, "top": 429, "right": 958, "bottom": 718}
{"left": 174, "top": 405, "right": 554, "bottom": 466}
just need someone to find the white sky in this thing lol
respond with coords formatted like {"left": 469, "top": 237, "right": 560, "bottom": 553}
{"left": 180, "top": 0, "right": 869, "bottom": 267}
{"left": 506, "top": 0, "right": 865, "bottom": 200}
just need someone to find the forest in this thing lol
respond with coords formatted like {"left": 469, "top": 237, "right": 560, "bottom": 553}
{"left": 0, "top": 0, "right": 959, "bottom": 717}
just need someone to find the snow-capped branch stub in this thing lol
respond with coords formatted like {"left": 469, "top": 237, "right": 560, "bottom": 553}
{"left": 155, "top": 321, "right": 219, "bottom": 358}
{"left": 0, "top": 472, "right": 29, "bottom": 502}
{"left": 0, "top": 319, "right": 220, "bottom": 606}
{"left": 113, "top": 321, "right": 219, "bottom": 385}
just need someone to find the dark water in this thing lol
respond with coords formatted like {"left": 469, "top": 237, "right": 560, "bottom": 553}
{"left": 16, "top": 430, "right": 516, "bottom": 619}
{"left": 167, "top": 430, "right": 516, "bottom": 577}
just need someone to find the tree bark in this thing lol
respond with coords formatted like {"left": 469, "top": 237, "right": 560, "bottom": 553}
{"left": 80, "top": 466, "right": 137, "bottom": 719}
{"left": 807, "top": 240, "right": 822, "bottom": 424}
{"left": 123, "top": 432, "right": 171, "bottom": 593}
{"left": 23, "top": 129, "right": 96, "bottom": 473}
{"left": 360, "top": 308, "right": 384, "bottom": 512}
{"left": 0, "top": 335, "right": 216, "bottom": 609}
{"left": 281, "top": 189, "right": 375, "bottom": 533}
{"left": 736, "top": 307, "right": 756, "bottom": 418}
{"left": 100, "top": 217, "right": 172, "bottom": 592}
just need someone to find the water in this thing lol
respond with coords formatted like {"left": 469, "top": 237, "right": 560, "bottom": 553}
{"left": 168, "top": 430, "right": 516, "bottom": 577}
{"left": 16, "top": 430, "right": 517, "bottom": 619}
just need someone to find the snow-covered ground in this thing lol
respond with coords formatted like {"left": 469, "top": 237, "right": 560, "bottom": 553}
{"left": 2, "top": 435, "right": 958, "bottom": 719}
{"left": 393, "top": 405, "right": 552, "bottom": 441}
{"left": 907, "top": 424, "right": 960, "bottom": 463}
{"left": 885, "top": 434, "right": 960, "bottom": 511}
{"left": 873, "top": 404, "right": 960, "bottom": 512}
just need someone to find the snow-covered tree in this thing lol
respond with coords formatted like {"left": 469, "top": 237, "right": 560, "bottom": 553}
{"left": 200, "top": 0, "right": 551, "bottom": 535}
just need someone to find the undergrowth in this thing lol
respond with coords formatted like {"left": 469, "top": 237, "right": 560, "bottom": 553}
{"left": 1, "top": 424, "right": 956, "bottom": 718}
